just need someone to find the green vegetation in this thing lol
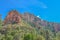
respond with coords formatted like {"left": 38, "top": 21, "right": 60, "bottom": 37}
{"left": 0, "top": 14, "right": 60, "bottom": 40}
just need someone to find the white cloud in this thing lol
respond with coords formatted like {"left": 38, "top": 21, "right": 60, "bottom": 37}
{"left": 10, "top": 0, "right": 48, "bottom": 9}
{"left": 28, "top": 0, "right": 48, "bottom": 9}
{"left": 37, "top": 15, "right": 40, "bottom": 18}
{"left": 40, "top": 2, "right": 48, "bottom": 9}
{"left": 37, "top": 15, "right": 41, "bottom": 18}
{"left": 37, "top": 15, "right": 44, "bottom": 21}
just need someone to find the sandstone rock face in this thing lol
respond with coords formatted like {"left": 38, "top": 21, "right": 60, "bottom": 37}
{"left": 4, "top": 10, "right": 21, "bottom": 24}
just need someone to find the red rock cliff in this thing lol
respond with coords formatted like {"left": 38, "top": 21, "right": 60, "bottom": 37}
{"left": 4, "top": 10, "right": 21, "bottom": 24}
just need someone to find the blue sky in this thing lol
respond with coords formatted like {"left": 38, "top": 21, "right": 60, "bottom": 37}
{"left": 0, "top": 0, "right": 60, "bottom": 23}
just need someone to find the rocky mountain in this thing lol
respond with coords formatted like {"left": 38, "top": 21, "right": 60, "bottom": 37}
{"left": 22, "top": 12, "right": 60, "bottom": 32}
{"left": 3, "top": 10, "right": 60, "bottom": 32}
{"left": 1, "top": 10, "right": 60, "bottom": 40}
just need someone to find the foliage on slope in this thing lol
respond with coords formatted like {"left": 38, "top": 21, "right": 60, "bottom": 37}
{"left": 0, "top": 14, "right": 60, "bottom": 40}
{"left": 0, "top": 19, "right": 45, "bottom": 40}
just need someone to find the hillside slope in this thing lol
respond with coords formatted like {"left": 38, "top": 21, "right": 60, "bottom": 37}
{"left": 0, "top": 10, "right": 60, "bottom": 40}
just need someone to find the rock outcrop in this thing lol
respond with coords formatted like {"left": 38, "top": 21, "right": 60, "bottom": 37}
{"left": 4, "top": 10, "right": 21, "bottom": 25}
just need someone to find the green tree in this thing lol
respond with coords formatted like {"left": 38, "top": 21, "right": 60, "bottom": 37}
{"left": 23, "top": 33, "right": 34, "bottom": 40}
{"left": 0, "top": 33, "right": 5, "bottom": 40}
{"left": 0, "top": 14, "right": 2, "bottom": 28}
{"left": 36, "top": 35, "right": 45, "bottom": 40}
{"left": 56, "top": 31, "right": 60, "bottom": 40}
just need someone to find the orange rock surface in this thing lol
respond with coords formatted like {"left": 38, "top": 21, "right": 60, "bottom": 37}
{"left": 4, "top": 10, "right": 21, "bottom": 24}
